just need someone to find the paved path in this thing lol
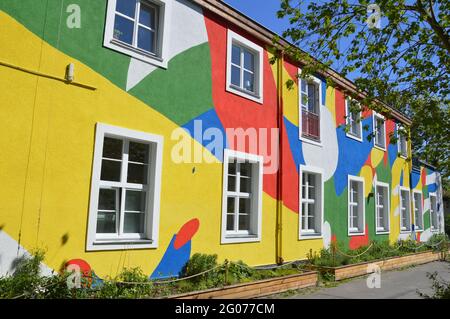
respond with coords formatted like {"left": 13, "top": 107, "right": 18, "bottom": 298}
{"left": 290, "top": 261, "right": 450, "bottom": 299}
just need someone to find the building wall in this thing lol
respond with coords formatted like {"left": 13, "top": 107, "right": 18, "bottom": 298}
{"left": 0, "top": 0, "right": 444, "bottom": 278}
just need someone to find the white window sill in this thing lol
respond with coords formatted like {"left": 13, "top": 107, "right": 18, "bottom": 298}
{"left": 221, "top": 234, "right": 260, "bottom": 244}
{"left": 226, "top": 85, "right": 263, "bottom": 104}
{"left": 373, "top": 144, "right": 386, "bottom": 152}
{"left": 299, "top": 233, "right": 322, "bottom": 240}
{"left": 104, "top": 39, "right": 167, "bottom": 69}
{"left": 300, "top": 136, "right": 322, "bottom": 147}
{"left": 346, "top": 132, "right": 363, "bottom": 142}
{"left": 400, "top": 229, "right": 412, "bottom": 234}
{"left": 87, "top": 239, "right": 156, "bottom": 251}
{"left": 375, "top": 229, "right": 390, "bottom": 235}
{"left": 399, "top": 154, "right": 408, "bottom": 159}
{"left": 348, "top": 230, "right": 365, "bottom": 236}
{"left": 415, "top": 228, "right": 423, "bottom": 233}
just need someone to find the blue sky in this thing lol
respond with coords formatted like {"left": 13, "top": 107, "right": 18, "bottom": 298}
{"left": 222, "top": 0, "right": 290, "bottom": 36}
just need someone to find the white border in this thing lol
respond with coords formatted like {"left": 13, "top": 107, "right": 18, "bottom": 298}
{"left": 298, "top": 70, "right": 323, "bottom": 147}
{"left": 345, "top": 98, "right": 363, "bottom": 142}
{"left": 86, "top": 123, "right": 163, "bottom": 251}
{"left": 226, "top": 29, "right": 264, "bottom": 104}
{"left": 348, "top": 175, "right": 366, "bottom": 236}
{"left": 220, "top": 149, "right": 263, "bottom": 244}
{"left": 298, "top": 165, "right": 324, "bottom": 240}
{"left": 374, "top": 181, "right": 390, "bottom": 235}
{"left": 412, "top": 190, "right": 424, "bottom": 232}
{"left": 372, "top": 111, "right": 386, "bottom": 151}
{"left": 103, "top": 0, "right": 172, "bottom": 69}
{"left": 399, "top": 186, "right": 412, "bottom": 234}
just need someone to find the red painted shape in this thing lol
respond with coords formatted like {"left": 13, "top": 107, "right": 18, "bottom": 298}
{"left": 417, "top": 232, "right": 421, "bottom": 242}
{"left": 283, "top": 59, "right": 298, "bottom": 83}
{"left": 65, "top": 259, "right": 92, "bottom": 287}
{"left": 335, "top": 90, "right": 346, "bottom": 127}
{"left": 331, "top": 234, "right": 337, "bottom": 243}
{"left": 281, "top": 121, "right": 299, "bottom": 213}
{"left": 204, "top": 12, "right": 279, "bottom": 200}
{"left": 174, "top": 218, "right": 200, "bottom": 250}
{"left": 421, "top": 168, "right": 426, "bottom": 188}
{"left": 348, "top": 224, "right": 370, "bottom": 250}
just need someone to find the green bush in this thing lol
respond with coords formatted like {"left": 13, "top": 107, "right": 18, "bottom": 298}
{"left": 445, "top": 215, "right": 450, "bottom": 237}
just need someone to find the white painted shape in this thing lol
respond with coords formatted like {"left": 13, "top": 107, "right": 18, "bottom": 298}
{"left": 126, "top": 0, "right": 208, "bottom": 91}
{"left": 302, "top": 107, "right": 339, "bottom": 181}
{"left": 420, "top": 228, "right": 433, "bottom": 242}
{"left": 425, "top": 172, "right": 436, "bottom": 186}
{"left": 0, "top": 231, "right": 53, "bottom": 277}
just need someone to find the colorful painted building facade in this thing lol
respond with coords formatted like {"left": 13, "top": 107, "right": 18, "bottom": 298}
{"left": 0, "top": 0, "right": 445, "bottom": 278}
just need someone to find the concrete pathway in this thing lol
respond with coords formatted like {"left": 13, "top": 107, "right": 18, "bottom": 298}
{"left": 289, "top": 261, "right": 450, "bottom": 299}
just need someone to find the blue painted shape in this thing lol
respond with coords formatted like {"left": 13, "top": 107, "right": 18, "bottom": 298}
{"left": 283, "top": 117, "right": 305, "bottom": 170}
{"left": 150, "top": 235, "right": 191, "bottom": 279}
{"left": 427, "top": 182, "right": 437, "bottom": 193}
{"left": 182, "top": 108, "right": 228, "bottom": 161}
{"left": 411, "top": 170, "right": 421, "bottom": 189}
{"left": 90, "top": 271, "right": 104, "bottom": 289}
{"left": 333, "top": 117, "right": 374, "bottom": 196}
{"left": 388, "top": 124, "right": 399, "bottom": 167}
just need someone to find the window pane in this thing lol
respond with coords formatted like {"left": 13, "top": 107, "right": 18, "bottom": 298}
{"left": 226, "top": 214, "right": 234, "bottom": 231}
{"left": 123, "top": 213, "right": 145, "bottom": 233}
{"left": 240, "top": 177, "right": 251, "bottom": 193}
{"left": 239, "top": 198, "right": 251, "bottom": 214}
{"left": 301, "top": 203, "right": 307, "bottom": 230}
{"left": 231, "top": 45, "right": 241, "bottom": 65}
{"left": 103, "top": 137, "right": 122, "bottom": 159}
{"left": 137, "top": 27, "right": 155, "bottom": 53}
{"left": 139, "top": 4, "right": 156, "bottom": 29}
{"left": 129, "top": 141, "right": 149, "bottom": 163}
{"left": 301, "top": 93, "right": 308, "bottom": 109}
{"left": 227, "top": 175, "right": 236, "bottom": 192}
{"left": 113, "top": 14, "right": 134, "bottom": 45}
{"left": 243, "top": 71, "right": 254, "bottom": 92}
{"left": 116, "top": 0, "right": 136, "bottom": 18}
{"left": 98, "top": 188, "right": 117, "bottom": 210}
{"left": 101, "top": 159, "right": 121, "bottom": 182}
{"left": 243, "top": 50, "right": 254, "bottom": 71}
{"left": 301, "top": 79, "right": 307, "bottom": 93}
{"left": 228, "top": 162, "right": 237, "bottom": 175}
{"left": 127, "top": 163, "right": 148, "bottom": 184}
{"left": 240, "top": 162, "right": 252, "bottom": 177}
{"left": 307, "top": 83, "right": 317, "bottom": 112}
{"left": 96, "top": 212, "right": 116, "bottom": 233}
{"left": 227, "top": 197, "right": 235, "bottom": 214}
{"left": 231, "top": 65, "right": 241, "bottom": 87}
{"left": 125, "top": 190, "right": 146, "bottom": 211}
{"left": 238, "top": 214, "right": 250, "bottom": 231}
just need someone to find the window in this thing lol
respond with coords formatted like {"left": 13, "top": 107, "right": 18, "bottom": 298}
{"left": 413, "top": 191, "right": 423, "bottom": 231}
{"left": 375, "top": 182, "right": 390, "bottom": 233}
{"left": 221, "top": 149, "right": 263, "bottom": 244}
{"left": 399, "top": 188, "right": 411, "bottom": 232}
{"left": 373, "top": 112, "right": 386, "bottom": 150}
{"left": 430, "top": 193, "right": 438, "bottom": 231}
{"left": 397, "top": 124, "right": 408, "bottom": 158}
{"left": 104, "top": 0, "right": 172, "bottom": 68}
{"left": 299, "top": 166, "right": 324, "bottom": 238}
{"left": 226, "top": 30, "right": 263, "bottom": 103}
{"left": 348, "top": 176, "right": 365, "bottom": 235}
{"left": 299, "top": 75, "right": 321, "bottom": 143}
{"left": 345, "top": 98, "right": 362, "bottom": 141}
{"left": 87, "top": 123, "right": 163, "bottom": 251}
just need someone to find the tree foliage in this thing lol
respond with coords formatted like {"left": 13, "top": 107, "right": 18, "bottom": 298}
{"left": 277, "top": 0, "right": 449, "bottom": 181}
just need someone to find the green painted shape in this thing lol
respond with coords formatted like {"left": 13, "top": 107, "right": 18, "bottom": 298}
{"left": 1, "top": 0, "right": 130, "bottom": 89}
{"left": 423, "top": 211, "right": 431, "bottom": 230}
{"left": 129, "top": 43, "right": 214, "bottom": 126}
{"left": 324, "top": 178, "right": 350, "bottom": 248}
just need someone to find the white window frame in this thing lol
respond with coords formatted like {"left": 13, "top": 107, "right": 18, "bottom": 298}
{"left": 345, "top": 98, "right": 363, "bottom": 142}
{"left": 103, "top": 0, "right": 172, "bottom": 69}
{"left": 348, "top": 175, "right": 365, "bottom": 236}
{"left": 86, "top": 123, "right": 163, "bottom": 251}
{"left": 399, "top": 187, "right": 412, "bottom": 233}
{"left": 375, "top": 181, "right": 390, "bottom": 234}
{"left": 373, "top": 112, "right": 386, "bottom": 151}
{"left": 221, "top": 149, "right": 263, "bottom": 244}
{"left": 412, "top": 190, "right": 424, "bottom": 232}
{"left": 226, "top": 30, "right": 264, "bottom": 104}
{"left": 298, "top": 165, "right": 324, "bottom": 239}
{"left": 397, "top": 123, "right": 408, "bottom": 159}
{"left": 298, "top": 70, "right": 323, "bottom": 147}
{"left": 429, "top": 193, "right": 438, "bottom": 232}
